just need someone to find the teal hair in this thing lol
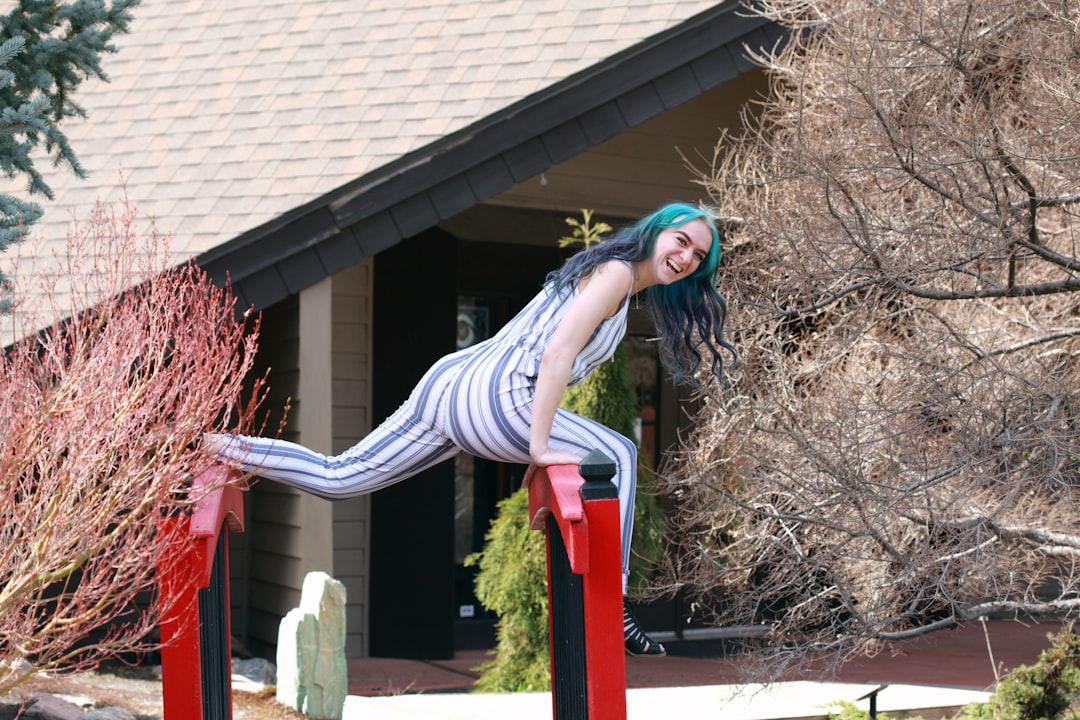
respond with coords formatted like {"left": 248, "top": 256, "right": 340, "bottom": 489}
{"left": 547, "top": 202, "right": 735, "bottom": 384}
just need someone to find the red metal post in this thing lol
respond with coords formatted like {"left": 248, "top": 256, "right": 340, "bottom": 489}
{"left": 579, "top": 492, "right": 625, "bottom": 720}
{"left": 158, "top": 534, "right": 202, "bottom": 719}
{"left": 158, "top": 465, "right": 245, "bottom": 720}
{"left": 526, "top": 451, "right": 628, "bottom": 720}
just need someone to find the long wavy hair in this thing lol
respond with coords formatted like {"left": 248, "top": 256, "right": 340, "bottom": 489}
{"left": 547, "top": 202, "right": 736, "bottom": 385}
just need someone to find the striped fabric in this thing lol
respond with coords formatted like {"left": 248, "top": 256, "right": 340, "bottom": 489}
{"left": 207, "top": 272, "right": 639, "bottom": 592}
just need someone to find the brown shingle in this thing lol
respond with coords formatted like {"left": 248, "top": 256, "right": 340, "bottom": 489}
{"left": 0, "top": 0, "right": 724, "bottom": 338}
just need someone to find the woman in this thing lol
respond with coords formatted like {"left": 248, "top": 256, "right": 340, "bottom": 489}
{"left": 206, "top": 202, "right": 735, "bottom": 656}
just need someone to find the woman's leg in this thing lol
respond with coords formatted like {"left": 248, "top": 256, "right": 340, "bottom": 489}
{"left": 204, "top": 413, "right": 459, "bottom": 500}
{"left": 205, "top": 353, "right": 466, "bottom": 500}
{"left": 545, "top": 409, "right": 638, "bottom": 594}
{"left": 445, "top": 351, "right": 640, "bottom": 592}
{"left": 545, "top": 410, "right": 664, "bottom": 656}
{"left": 425, "top": 351, "right": 665, "bottom": 655}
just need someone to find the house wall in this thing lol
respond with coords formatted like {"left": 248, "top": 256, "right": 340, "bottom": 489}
{"left": 233, "top": 260, "right": 375, "bottom": 658}
{"left": 238, "top": 294, "right": 304, "bottom": 656}
{"left": 488, "top": 71, "right": 769, "bottom": 217}
{"left": 329, "top": 261, "right": 374, "bottom": 658}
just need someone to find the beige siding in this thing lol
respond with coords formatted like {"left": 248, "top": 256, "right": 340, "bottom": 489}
{"left": 490, "top": 72, "right": 769, "bottom": 217}
{"left": 231, "top": 262, "right": 375, "bottom": 659}
{"left": 296, "top": 279, "right": 336, "bottom": 574}
{"left": 238, "top": 295, "right": 304, "bottom": 656}
{"left": 330, "top": 260, "right": 374, "bottom": 657}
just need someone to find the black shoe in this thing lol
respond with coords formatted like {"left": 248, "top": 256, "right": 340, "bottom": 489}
{"left": 623, "top": 597, "right": 665, "bottom": 657}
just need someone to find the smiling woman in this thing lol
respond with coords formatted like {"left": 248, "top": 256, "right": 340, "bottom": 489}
{"left": 633, "top": 217, "right": 713, "bottom": 288}
{"left": 206, "top": 202, "right": 736, "bottom": 657}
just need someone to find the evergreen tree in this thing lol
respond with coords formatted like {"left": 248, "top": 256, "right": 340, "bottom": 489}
{"left": 562, "top": 344, "right": 667, "bottom": 595}
{"left": 966, "top": 625, "right": 1080, "bottom": 720}
{"left": 0, "top": 0, "right": 139, "bottom": 305}
{"left": 466, "top": 488, "right": 550, "bottom": 692}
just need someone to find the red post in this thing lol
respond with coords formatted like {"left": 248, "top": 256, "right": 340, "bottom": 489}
{"left": 158, "top": 465, "right": 245, "bottom": 720}
{"left": 579, "top": 492, "right": 625, "bottom": 719}
{"left": 526, "top": 451, "right": 628, "bottom": 720}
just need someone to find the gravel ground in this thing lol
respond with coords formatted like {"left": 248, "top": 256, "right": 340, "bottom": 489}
{"left": 0, "top": 664, "right": 305, "bottom": 720}
{"left": 0, "top": 664, "right": 164, "bottom": 719}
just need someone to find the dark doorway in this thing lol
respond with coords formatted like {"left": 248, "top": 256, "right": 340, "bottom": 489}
{"left": 451, "top": 240, "right": 559, "bottom": 649}
{"left": 369, "top": 229, "right": 457, "bottom": 659}
{"left": 370, "top": 233, "right": 565, "bottom": 656}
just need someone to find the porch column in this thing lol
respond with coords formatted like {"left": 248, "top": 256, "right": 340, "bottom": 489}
{"left": 297, "top": 276, "right": 335, "bottom": 574}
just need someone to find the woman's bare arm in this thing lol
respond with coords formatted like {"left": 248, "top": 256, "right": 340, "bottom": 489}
{"left": 529, "top": 260, "right": 633, "bottom": 466}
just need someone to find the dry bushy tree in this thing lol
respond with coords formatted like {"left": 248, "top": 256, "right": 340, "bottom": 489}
{"left": 656, "top": 0, "right": 1080, "bottom": 675}
{"left": 0, "top": 198, "right": 267, "bottom": 694}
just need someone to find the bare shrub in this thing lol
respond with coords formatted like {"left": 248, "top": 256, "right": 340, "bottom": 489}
{"left": 657, "top": 0, "right": 1080, "bottom": 676}
{"left": 0, "top": 197, "right": 267, "bottom": 694}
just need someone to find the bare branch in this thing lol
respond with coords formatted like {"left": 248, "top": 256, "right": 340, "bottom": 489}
{"left": 0, "top": 195, "right": 269, "bottom": 694}
{"left": 658, "top": 0, "right": 1080, "bottom": 676}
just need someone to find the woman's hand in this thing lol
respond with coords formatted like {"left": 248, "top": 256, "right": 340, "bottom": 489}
{"left": 530, "top": 445, "right": 584, "bottom": 467}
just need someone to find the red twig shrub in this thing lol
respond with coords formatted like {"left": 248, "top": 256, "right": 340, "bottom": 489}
{"left": 0, "top": 197, "right": 268, "bottom": 693}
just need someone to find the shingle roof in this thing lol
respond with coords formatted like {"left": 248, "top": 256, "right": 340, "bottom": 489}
{"left": 1, "top": 0, "right": 783, "bottom": 336}
{"left": 10, "top": 1, "right": 720, "bottom": 253}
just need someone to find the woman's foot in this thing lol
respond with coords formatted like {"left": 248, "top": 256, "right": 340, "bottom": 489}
{"left": 623, "top": 597, "right": 666, "bottom": 657}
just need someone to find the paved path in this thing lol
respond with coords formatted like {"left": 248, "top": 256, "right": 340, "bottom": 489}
{"left": 344, "top": 682, "right": 992, "bottom": 720}
{"left": 347, "top": 620, "right": 1060, "bottom": 695}
{"left": 341, "top": 620, "right": 1061, "bottom": 719}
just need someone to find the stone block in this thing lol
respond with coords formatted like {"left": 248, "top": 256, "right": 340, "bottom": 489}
{"left": 276, "top": 571, "right": 348, "bottom": 719}
{"left": 23, "top": 692, "right": 83, "bottom": 720}
{"left": 83, "top": 708, "right": 138, "bottom": 720}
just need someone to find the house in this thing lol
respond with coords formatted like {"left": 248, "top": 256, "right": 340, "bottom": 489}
{"left": 6, "top": 0, "right": 782, "bottom": 659}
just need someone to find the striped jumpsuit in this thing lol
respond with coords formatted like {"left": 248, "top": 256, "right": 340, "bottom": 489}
{"left": 207, "top": 271, "right": 639, "bottom": 592}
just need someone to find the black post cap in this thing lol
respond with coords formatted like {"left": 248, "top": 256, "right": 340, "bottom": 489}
{"left": 578, "top": 449, "right": 617, "bottom": 500}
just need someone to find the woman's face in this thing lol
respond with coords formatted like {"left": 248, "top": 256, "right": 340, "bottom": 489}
{"left": 648, "top": 218, "right": 713, "bottom": 286}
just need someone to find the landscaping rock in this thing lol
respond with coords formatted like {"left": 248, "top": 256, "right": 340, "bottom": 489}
{"left": 276, "top": 571, "right": 347, "bottom": 720}
{"left": 83, "top": 708, "right": 137, "bottom": 720}
{"left": 22, "top": 692, "right": 83, "bottom": 720}
{"left": 231, "top": 656, "right": 276, "bottom": 685}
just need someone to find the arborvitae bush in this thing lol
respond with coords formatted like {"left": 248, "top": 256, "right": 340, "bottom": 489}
{"left": 562, "top": 344, "right": 667, "bottom": 594}
{"left": 561, "top": 344, "right": 637, "bottom": 437}
{"left": 466, "top": 488, "right": 550, "bottom": 692}
{"left": 962, "top": 624, "right": 1080, "bottom": 720}
{"left": 825, "top": 625, "right": 1080, "bottom": 720}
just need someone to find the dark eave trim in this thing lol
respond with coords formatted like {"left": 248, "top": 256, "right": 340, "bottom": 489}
{"left": 198, "top": 1, "right": 785, "bottom": 311}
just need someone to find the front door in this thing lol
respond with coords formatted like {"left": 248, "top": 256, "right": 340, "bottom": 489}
{"left": 369, "top": 229, "right": 457, "bottom": 659}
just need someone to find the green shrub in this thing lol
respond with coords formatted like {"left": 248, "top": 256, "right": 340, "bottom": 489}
{"left": 961, "top": 624, "right": 1080, "bottom": 720}
{"left": 825, "top": 625, "right": 1080, "bottom": 720}
{"left": 561, "top": 344, "right": 637, "bottom": 438}
{"left": 562, "top": 344, "right": 667, "bottom": 594}
{"left": 465, "top": 488, "right": 550, "bottom": 692}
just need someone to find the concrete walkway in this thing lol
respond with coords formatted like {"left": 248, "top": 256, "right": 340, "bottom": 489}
{"left": 343, "top": 682, "right": 991, "bottom": 719}
{"left": 339, "top": 620, "right": 1060, "bottom": 719}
